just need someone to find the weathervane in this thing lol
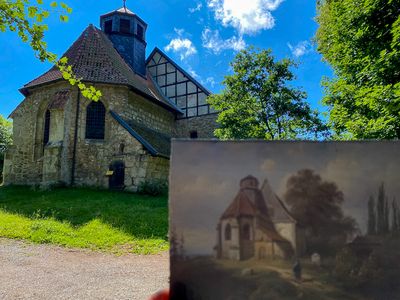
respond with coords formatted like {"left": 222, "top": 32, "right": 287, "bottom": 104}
{"left": 123, "top": 0, "right": 127, "bottom": 9}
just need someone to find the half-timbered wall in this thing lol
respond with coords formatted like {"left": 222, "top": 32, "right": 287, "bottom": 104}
{"left": 147, "top": 49, "right": 215, "bottom": 119}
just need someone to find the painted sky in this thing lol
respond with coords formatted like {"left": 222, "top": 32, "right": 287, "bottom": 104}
{"left": 0, "top": 0, "right": 333, "bottom": 118}
{"left": 170, "top": 141, "right": 400, "bottom": 256}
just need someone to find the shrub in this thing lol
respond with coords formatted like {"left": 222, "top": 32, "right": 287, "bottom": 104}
{"left": 137, "top": 179, "right": 168, "bottom": 196}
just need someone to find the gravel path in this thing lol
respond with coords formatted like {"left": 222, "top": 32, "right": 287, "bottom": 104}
{"left": 0, "top": 239, "right": 169, "bottom": 300}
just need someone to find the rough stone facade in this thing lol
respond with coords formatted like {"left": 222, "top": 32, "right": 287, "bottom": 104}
{"left": 175, "top": 114, "right": 218, "bottom": 138}
{"left": 4, "top": 81, "right": 217, "bottom": 190}
{"left": 3, "top": 6, "right": 218, "bottom": 191}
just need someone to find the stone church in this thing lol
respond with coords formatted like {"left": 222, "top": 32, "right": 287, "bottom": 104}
{"left": 214, "top": 175, "right": 306, "bottom": 260}
{"left": 3, "top": 6, "right": 218, "bottom": 191}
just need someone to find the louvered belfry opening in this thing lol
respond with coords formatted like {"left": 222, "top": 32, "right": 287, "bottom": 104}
{"left": 85, "top": 101, "right": 106, "bottom": 139}
{"left": 43, "top": 110, "right": 51, "bottom": 145}
{"left": 119, "top": 19, "right": 131, "bottom": 34}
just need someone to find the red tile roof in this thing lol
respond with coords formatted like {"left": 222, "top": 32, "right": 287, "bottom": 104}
{"left": 21, "top": 25, "right": 180, "bottom": 113}
{"left": 221, "top": 190, "right": 258, "bottom": 219}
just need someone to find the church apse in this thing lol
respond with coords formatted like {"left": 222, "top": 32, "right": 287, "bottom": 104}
{"left": 215, "top": 175, "right": 302, "bottom": 260}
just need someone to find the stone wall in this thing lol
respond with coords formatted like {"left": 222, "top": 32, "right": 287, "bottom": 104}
{"left": 4, "top": 80, "right": 217, "bottom": 190}
{"left": 3, "top": 81, "right": 70, "bottom": 186}
{"left": 174, "top": 113, "right": 218, "bottom": 138}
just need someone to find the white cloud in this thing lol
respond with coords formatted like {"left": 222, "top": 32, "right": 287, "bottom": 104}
{"left": 207, "top": 0, "right": 284, "bottom": 35}
{"left": 287, "top": 40, "right": 313, "bottom": 57}
{"left": 165, "top": 29, "right": 197, "bottom": 60}
{"left": 174, "top": 28, "right": 185, "bottom": 36}
{"left": 205, "top": 77, "right": 216, "bottom": 87}
{"left": 188, "top": 67, "right": 200, "bottom": 79}
{"left": 189, "top": 3, "right": 203, "bottom": 13}
{"left": 202, "top": 28, "right": 246, "bottom": 54}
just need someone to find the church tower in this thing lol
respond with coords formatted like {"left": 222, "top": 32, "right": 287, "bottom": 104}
{"left": 100, "top": 4, "right": 148, "bottom": 76}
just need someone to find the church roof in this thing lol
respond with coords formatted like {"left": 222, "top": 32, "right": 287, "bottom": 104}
{"left": 261, "top": 180, "right": 296, "bottom": 223}
{"left": 221, "top": 190, "right": 258, "bottom": 219}
{"left": 104, "top": 6, "right": 136, "bottom": 16}
{"left": 110, "top": 111, "right": 170, "bottom": 158}
{"left": 21, "top": 25, "right": 180, "bottom": 114}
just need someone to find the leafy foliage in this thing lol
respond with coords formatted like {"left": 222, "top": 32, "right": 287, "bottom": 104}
{"left": 0, "top": 0, "right": 102, "bottom": 100}
{"left": 316, "top": 0, "right": 400, "bottom": 139}
{"left": 137, "top": 179, "right": 168, "bottom": 196}
{"left": 0, "top": 115, "right": 12, "bottom": 181}
{"left": 208, "top": 47, "right": 328, "bottom": 140}
{"left": 0, "top": 114, "right": 12, "bottom": 157}
{"left": 284, "top": 169, "right": 357, "bottom": 254}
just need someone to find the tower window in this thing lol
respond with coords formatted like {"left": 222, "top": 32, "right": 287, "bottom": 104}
{"left": 190, "top": 131, "right": 198, "bottom": 139}
{"left": 225, "top": 224, "right": 231, "bottom": 241}
{"left": 137, "top": 24, "right": 144, "bottom": 39}
{"left": 104, "top": 20, "right": 113, "bottom": 33}
{"left": 86, "top": 101, "right": 106, "bottom": 140}
{"left": 43, "top": 110, "right": 51, "bottom": 145}
{"left": 120, "top": 19, "right": 131, "bottom": 34}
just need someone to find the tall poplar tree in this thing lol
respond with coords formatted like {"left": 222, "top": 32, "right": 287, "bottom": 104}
{"left": 367, "top": 196, "right": 376, "bottom": 235}
{"left": 376, "top": 183, "right": 386, "bottom": 234}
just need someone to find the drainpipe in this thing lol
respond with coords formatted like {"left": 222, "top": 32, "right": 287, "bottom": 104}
{"left": 71, "top": 90, "right": 80, "bottom": 186}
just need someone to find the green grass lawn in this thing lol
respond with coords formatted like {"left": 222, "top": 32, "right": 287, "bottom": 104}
{"left": 0, "top": 186, "right": 169, "bottom": 254}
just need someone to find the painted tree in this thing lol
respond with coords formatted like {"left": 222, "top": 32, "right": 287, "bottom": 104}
{"left": 284, "top": 169, "right": 357, "bottom": 253}
{"left": 376, "top": 183, "right": 387, "bottom": 234}
{"left": 316, "top": 0, "right": 400, "bottom": 139}
{"left": 0, "top": 0, "right": 101, "bottom": 100}
{"left": 392, "top": 198, "right": 399, "bottom": 232}
{"left": 367, "top": 196, "right": 376, "bottom": 235}
{"left": 384, "top": 195, "right": 390, "bottom": 233}
{"left": 207, "top": 47, "right": 328, "bottom": 140}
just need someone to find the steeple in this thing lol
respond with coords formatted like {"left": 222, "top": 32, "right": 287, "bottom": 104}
{"left": 100, "top": 4, "right": 148, "bottom": 76}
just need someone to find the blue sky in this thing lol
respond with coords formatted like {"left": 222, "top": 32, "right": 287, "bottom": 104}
{"left": 0, "top": 0, "right": 333, "bottom": 118}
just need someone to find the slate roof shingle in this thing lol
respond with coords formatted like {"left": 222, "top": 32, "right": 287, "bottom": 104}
{"left": 110, "top": 111, "right": 171, "bottom": 158}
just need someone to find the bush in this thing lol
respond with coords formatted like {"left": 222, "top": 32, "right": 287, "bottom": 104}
{"left": 137, "top": 179, "right": 168, "bottom": 196}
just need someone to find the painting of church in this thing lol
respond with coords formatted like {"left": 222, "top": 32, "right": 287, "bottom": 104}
{"left": 215, "top": 175, "right": 306, "bottom": 260}
{"left": 2, "top": 5, "right": 217, "bottom": 190}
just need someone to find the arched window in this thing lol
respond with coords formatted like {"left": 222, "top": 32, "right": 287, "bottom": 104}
{"left": 86, "top": 101, "right": 106, "bottom": 139}
{"left": 225, "top": 224, "right": 231, "bottom": 241}
{"left": 43, "top": 110, "right": 51, "bottom": 145}
{"left": 242, "top": 224, "right": 251, "bottom": 240}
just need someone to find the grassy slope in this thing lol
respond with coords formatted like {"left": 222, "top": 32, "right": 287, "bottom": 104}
{"left": 0, "top": 186, "right": 168, "bottom": 254}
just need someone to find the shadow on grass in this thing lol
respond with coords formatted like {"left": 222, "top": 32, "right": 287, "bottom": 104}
{"left": 0, "top": 186, "right": 168, "bottom": 240}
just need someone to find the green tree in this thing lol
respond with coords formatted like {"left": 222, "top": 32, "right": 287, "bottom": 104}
{"left": 208, "top": 47, "right": 328, "bottom": 140}
{"left": 316, "top": 0, "right": 400, "bottom": 139}
{"left": 0, "top": 0, "right": 101, "bottom": 100}
{"left": 0, "top": 115, "right": 12, "bottom": 180}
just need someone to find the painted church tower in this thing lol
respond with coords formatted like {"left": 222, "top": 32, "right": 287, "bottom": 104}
{"left": 100, "top": 5, "right": 147, "bottom": 76}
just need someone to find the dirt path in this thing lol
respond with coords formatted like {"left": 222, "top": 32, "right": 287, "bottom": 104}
{"left": 0, "top": 239, "right": 169, "bottom": 300}
{"left": 259, "top": 264, "right": 364, "bottom": 300}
